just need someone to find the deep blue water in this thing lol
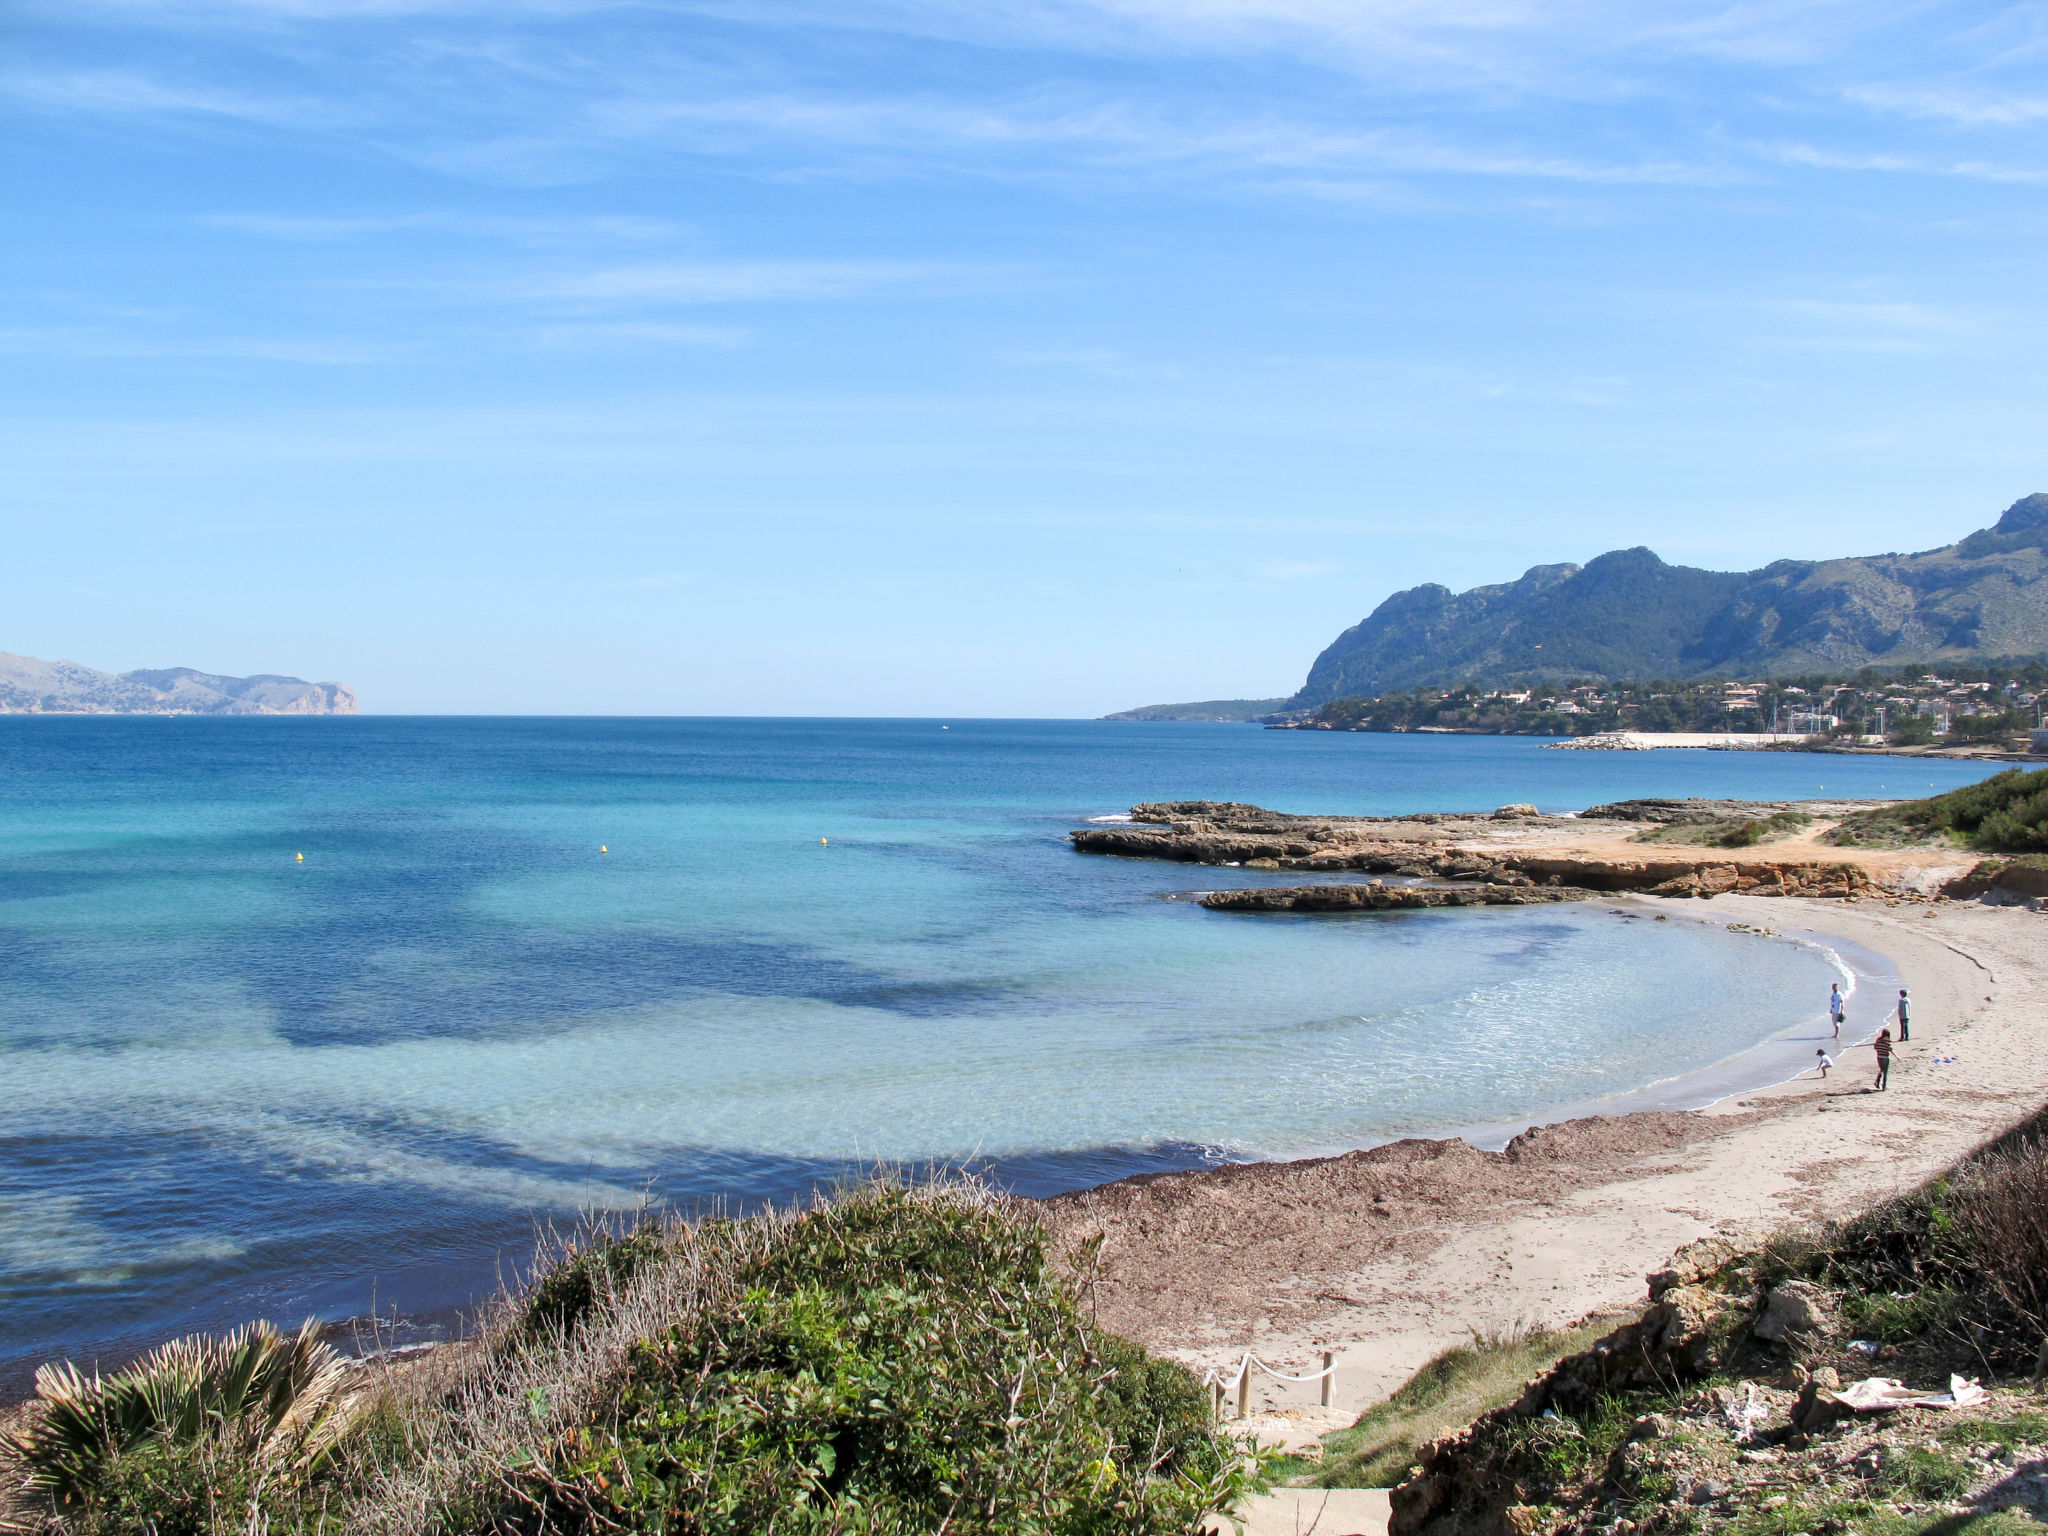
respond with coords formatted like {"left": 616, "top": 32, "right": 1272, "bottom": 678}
{"left": 0, "top": 717, "right": 2001, "bottom": 1382}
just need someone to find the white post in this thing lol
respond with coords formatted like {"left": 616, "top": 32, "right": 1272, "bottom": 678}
{"left": 1321, "top": 1351, "right": 1334, "bottom": 1408}
{"left": 1237, "top": 1357, "right": 1251, "bottom": 1420}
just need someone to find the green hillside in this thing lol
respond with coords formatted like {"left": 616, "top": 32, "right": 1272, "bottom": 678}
{"left": 1292, "top": 494, "right": 2048, "bottom": 705}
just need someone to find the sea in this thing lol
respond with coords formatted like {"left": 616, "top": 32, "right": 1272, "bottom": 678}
{"left": 0, "top": 717, "right": 2004, "bottom": 1384}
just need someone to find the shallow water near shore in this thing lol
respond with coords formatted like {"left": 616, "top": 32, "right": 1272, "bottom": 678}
{"left": 0, "top": 718, "right": 2001, "bottom": 1383}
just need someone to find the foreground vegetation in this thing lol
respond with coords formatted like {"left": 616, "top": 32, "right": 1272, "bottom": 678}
{"left": 1282, "top": 1104, "right": 2048, "bottom": 1536}
{"left": 1630, "top": 811, "right": 1813, "bottom": 849}
{"left": 0, "top": 1182, "right": 1258, "bottom": 1535}
{"left": 1825, "top": 767, "right": 2048, "bottom": 852}
{"left": 1264, "top": 1317, "right": 1627, "bottom": 1490}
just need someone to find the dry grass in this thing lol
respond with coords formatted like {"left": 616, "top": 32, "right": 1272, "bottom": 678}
{"left": 1275, "top": 1316, "right": 1630, "bottom": 1490}
{"left": 1947, "top": 1130, "right": 2048, "bottom": 1373}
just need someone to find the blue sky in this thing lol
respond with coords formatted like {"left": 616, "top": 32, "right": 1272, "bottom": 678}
{"left": 4, "top": 1, "right": 2046, "bottom": 714}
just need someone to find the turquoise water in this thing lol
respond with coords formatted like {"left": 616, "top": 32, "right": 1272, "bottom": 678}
{"left": 0, "top": 718, "right": 1999, "bottom": 1378}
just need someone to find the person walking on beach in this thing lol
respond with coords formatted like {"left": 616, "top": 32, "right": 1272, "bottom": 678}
{"left": 1829, "top": 983, "right": 1845, "bottom": 1037}
{"left": 1872, "top": 1028, "right": 1893, "bottom": 1091}
{"left": 1896, "top": 988, "right": 1911, "bottom": 1042}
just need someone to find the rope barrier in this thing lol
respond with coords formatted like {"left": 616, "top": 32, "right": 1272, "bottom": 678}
{"left": 1199, "top": 1350, "right": 1339, "bottom": 1419}
{"left": 1199, "top": 1352, "right": 1336, "bottom": 1388}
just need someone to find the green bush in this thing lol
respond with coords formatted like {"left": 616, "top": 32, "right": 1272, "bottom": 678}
{"left": 1632, "top": 812, "right": 1812, "bottom": 849}
{"left": 1825, "top": 768, "right": 2048, "bottom": 852}
{"left": 514, "top": 1186, "right": 1244, "bottom": 1534}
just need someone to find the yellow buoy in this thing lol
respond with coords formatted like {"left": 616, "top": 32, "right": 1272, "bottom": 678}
{"left": 821, "top": 837, "right": 829, "bottom": 845}
{"left": 600, "top": 845, "right": 608, "bottom": 854}
{"left": 295, "top": 852, "right": 303, "bottom": 863}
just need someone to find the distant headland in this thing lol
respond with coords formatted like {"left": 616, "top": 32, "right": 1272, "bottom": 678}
{"left": 0, "top": 652, "right": 357, "bottom": 715}
{"left": 1115, "top": 492, "right": 2048, "bottom": 720}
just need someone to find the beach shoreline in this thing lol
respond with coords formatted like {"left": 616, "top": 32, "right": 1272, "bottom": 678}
{"left": 10, "top": 786, "right": 2042, "bottom": 1437}
{"left": 1039, "top": 892, "right": 2048, "bottom": 1447}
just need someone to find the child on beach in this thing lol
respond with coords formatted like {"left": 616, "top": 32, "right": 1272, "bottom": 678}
{"left": 1815, "top": 1049, "right": 1833, "bottom": 1079}
{"left": 1872, "top": 1028, "right": 1893, "bottom": 1092}
{"left": 1896, "top": 988, "right": 1910, "bottom": 1042}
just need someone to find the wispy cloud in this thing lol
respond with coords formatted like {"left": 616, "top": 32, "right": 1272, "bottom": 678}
{"left": 202, "top": 211, "right": 693, "bottom": 245}
{"left": 523, "top": 319, "right": 748, "bottom": 348}
{"left": 1741, "top": 296, "right": 1985, "bottom": 355}
{"left": 1764, "top": 140, "right": 2048, "bottom": 186}
{"left": 0, "top": 326, "right": 406, "bottom": 364}
{"left": 1, "top": 67, "right": 340, "bottom": 125}
{"left": 1845, "top": 82, "right": 2048, "bottom": 127}
{"left": 504, "top": 258, "right": 1005, "bottom": 306}
{"left": 548, "top": 81, "right": 1737, "bottom": 189}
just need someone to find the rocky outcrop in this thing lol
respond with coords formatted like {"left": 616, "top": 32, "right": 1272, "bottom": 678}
{"left": 1073, "top": 802, "right": 1880, "bottom": 899}
{"left": 1940, "top": 858, "right": 2048, "bottom": 903}
{"left": 1508, "top": 856, "right": 1875, "bottom": 900}
{"left": 1581, "top": 798, "right": 1852, "bottom": 825}
{"left": 1199, "top": 882, "right": 1589, "bottom": 912}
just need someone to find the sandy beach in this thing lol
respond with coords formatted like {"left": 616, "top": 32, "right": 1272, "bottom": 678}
{"left": 1044, "top": 890, "right": 2048, "bottom": 1447}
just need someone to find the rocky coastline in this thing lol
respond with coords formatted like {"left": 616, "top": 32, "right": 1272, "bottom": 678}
{"left": 1199, "top": 882, "right": 1589, "bottom": 911}
{"left": 1072, "top": 800, "right": 1883, "bottom": 900}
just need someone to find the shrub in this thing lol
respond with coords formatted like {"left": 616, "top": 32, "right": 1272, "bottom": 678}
{"left": 503, "top": 1184, "right": 1243, "bottom": 1534}
{"left": 1749, "top": 1109, "right": 2048, "bottom": 1371}
{"left": 1632, "top": 812, "right": 1812, "bottom": 849}
{"left": 1945, "top": 1132, "right": 2048, "bottom": 1358}
{"left": 1825, "top": 768, "right": 2048, "bottom": 852}
{"left": 0, "top": 1319, "right": 355, "bottom": 1510}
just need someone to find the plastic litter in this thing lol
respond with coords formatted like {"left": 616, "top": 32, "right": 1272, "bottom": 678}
{"left": 1833, "top": 1375, "right": 1989, "bottom": 1412}
{"left": 1726, "top": 1383, "right": 1769, "bottom": 1442}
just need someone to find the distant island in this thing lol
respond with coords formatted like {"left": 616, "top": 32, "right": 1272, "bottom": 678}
{"left": 1112, "top": 492, "right": 2048, "bottom": 718}
{"left": 0, "top": 652, "right": 357, "bottom": 715}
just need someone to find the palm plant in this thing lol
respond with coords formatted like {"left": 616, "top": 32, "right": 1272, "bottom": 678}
{"left": 1, "top": 1318, "right": 357, "bottom": 1507}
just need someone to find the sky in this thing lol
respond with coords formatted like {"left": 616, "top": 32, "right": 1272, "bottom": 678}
{"left": 3, "top": 1, "right": 2047, "bottom": 715}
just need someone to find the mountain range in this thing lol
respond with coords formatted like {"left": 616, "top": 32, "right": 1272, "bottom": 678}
{"left": 0, "top": 653, "right": 357, "bottom": 715}
{"left": 1110, "top": 493, "right": 2048, "bottom": 717}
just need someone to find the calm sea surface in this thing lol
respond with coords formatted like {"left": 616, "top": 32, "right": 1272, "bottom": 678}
{"left": 0, "top": 717, "right": 2002, "bottom": 1379}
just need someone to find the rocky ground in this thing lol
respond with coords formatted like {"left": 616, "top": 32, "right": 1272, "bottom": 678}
{"left": 1387, "top": 1231, "right": 2048, "bottom": 1536}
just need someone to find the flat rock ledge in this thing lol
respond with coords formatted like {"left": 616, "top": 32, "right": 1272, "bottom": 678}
{"left": 1199, "top": 882, "right": 1590, "bottom": 912}
{"left": 1073, "top": 802, "right": 1878, "bottom": 900}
